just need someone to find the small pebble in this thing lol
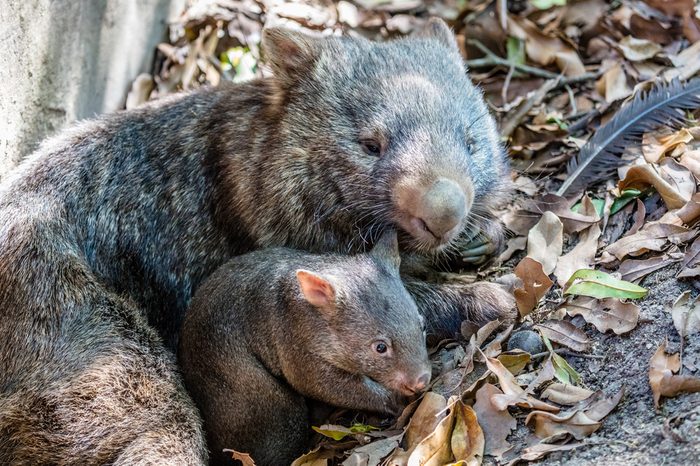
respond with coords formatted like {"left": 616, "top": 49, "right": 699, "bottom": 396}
{"left": 507, "top": 330, "right": 544, "bottom": 354}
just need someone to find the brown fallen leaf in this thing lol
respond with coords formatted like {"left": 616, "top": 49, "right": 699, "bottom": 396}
{"left": 671, "top": 291, "right": 700, "bottom": 340}
{"left": 497, "top": 350, "right": 531, "bottom": 376}
{"left": 605, "top": 223, "right": 694, "bottom": 260}
{"left": 658, "top": 193, "right": 700, "bottom": 227}
{"left": 541, "top": 383, "right": 595, "bottom": 405}
{"left": 483, "top": 352, "right": 560, "bottom": 413}
{"left": 473, "top": 383, "right": 516, "bottom": 458}
{"left": 534, "top": 320, "right": 592, "bottom": 352}
{"left": 618, "top": 36, "right": 661, "bottom": 62}
{"left": 448, "top": 402, "right": 484, "bottom": 466}
{"left": 224, "top": 449, "right": 257, "bottom": 466}
{"left": 678, "top": 236, "right": 700, "bottom": 278}
{"left": 513, "top": 257, "right": 554, "bottom": 317}
{"left": 619, "top": 254, "right": 679, "bottom": 282}
{"left": 563, "top": 296, "right": 640, "bottom": 335}
{"left": 643, "top": 128, "right": 695, "bottom": 163}
{"left": 526, "top": 211, "right": 563, "bottom": 275}
{"left": 526, "top": 409, "right": 601, "bottom": 440}
{"left": 649, "top": 340, "right": 700, "bottom": 408}
{"left": 596, "top": 62, "right": 632, "bottom": 102}
{"left": 496, "top": 236, "right": 527, "bottom": 264}
{"left": 342, "top": 435, "right": 401, "bottom": 466}
{"left": 554, "top": 195, "right": 601, "bottom": 287}
{"left": 403, "top": 392, "right": 448, "bottom": 451}
{"left": 525, "top": 194, "right": 599, "bottom": 234}
{"left": 525, "top": 388, "right": 623, "bottom": 439}
{"left": 406, "top": 402, "right": 454, "bottom": 466}
{"left": 618, "top": 162, "right": 691, "bottom": 210}
{"left": 517, "top": 441, "right": 586, "bottom": 461}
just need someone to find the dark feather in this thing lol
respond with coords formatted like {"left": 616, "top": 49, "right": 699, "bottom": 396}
{"left": 557, "top": 78, "right": 700, "bottom": 196}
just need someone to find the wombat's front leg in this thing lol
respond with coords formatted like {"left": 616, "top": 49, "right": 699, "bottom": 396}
{"left": 403, "top": 277, "right": 516, "bottom": 340}
{"left": 288, "top": 364, "right": 404, "bottom": 416}
{"left": 451, "top": 217, "right": 506, "bottom": 267}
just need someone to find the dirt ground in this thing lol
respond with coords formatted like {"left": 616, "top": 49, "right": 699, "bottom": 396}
{"left": 536, "top": 264, "right": 700, "bottom": 465}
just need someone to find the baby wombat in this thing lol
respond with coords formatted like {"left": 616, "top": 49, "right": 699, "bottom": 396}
{"left": 178, "top": 231, "right": 430, "bottom": 465}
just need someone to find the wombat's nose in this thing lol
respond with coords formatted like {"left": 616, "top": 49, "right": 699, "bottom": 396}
{"left": 417, "top": 178, "right": 466, "bottom": 239}
{"left": 401, "top": 371, "right": 431, "bottom": 396}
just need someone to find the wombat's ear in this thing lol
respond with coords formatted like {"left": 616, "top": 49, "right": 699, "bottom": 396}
{"left": 296, "top": 269, "right": 336, "bottom": 313}
{"left": 415, "top": 18, "right": 460, "bottom": 55}
{"left": 370, "top": 230, "right": 401, "bottom": 271}
{"left": 262, "top": 28, "right": 320, "bottom": 82}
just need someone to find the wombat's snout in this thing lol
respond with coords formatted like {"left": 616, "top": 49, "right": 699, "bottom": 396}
{"left": 396, "top": 177, "right": 473, "bottom": 246}
{"left": 398, "top": 370, "right": 431, "bottom": 396}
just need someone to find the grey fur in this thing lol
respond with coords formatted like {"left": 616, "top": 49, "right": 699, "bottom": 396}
{"left": 0, "top": 19, "right": 513, "bottom": 463}
{"left": 179, "top": 231, "right": 430, "bottom": 465}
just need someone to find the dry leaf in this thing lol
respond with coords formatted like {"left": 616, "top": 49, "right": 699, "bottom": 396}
{"left": 342, "top": 435, "right": 401, "bottom": 466}
{"left": 605, "top": 223, "right": 694, "bottom": 260}
{"left": 554, "top": 195, "right": 601, "bottom": 287}
{"left": 541, "top": 383, "right": 595, "bottom": 405}
{"left": 563, "top": 297, "right": 640, "bottom": 334}
{"left": 483, "top": 353, "right": 560, "bottom": 412}
{"left": 526, "top": 194, "right": 599, "bottom": 234}
{"left": 526, "top": 211, "right": 563, "bottom": 275}
{"left": 403, "top": 392, "right": 448, "bottom": 451}
{"left": 619, "top": 255, "right": 679, "bottom": 282}
{"left": 643, "top": 128, "right": 695, "bottom": 163}
{"left": 649, "top": 340, "right": 700, "bottom": 408}
{"left": 496, "top": 236, "right": 527, "bottom": 264}
{"left": 224, "top": 449, "right": 257, "bottom": 466}
{"left": 618, "top": 163, "right": 691, "bottom": 209}
{"left": 618, "top": 36, "right": 661, "bottom": 62}
{"left": 596, "top": 62, "right": 632, "bottom": 102}
{"left": 473, "top": 384, "right": 515, "bottom": 458}
{"left": 518, "top": 441, "right": 586, "bottom": 461}
{"left": 448, "top": 402, "right": 484, "bottom": 466}
{"left": 534, "top": 320, "right": 592, "bottom": 352}
{"left": 513, "top": 257, "right": 554, "bottom": 317}
{"left": 671, "top": 291, "right": 700, "bottom": 339}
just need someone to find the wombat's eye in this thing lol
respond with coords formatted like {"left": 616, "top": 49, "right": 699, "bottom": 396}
{"left": 360, "top": 139, "right": 382, "bottom": 157}
{"left": 373, "top": 340, "right": 389, "bottom": 354}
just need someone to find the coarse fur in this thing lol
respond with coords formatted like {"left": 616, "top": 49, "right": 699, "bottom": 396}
{"left": 0, "top": 20, "right": 513, "bottom": 464}
{"left": 179, "top": 232, "right": 431, "bottom": 465}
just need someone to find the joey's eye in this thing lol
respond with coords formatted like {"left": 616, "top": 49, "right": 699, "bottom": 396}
{"left": 360, "top": 139, "right": 382, "bottom": 157}
{"left": 373, "top": 341, "right": 388, "bottom": 354}
{"left": 465, "top": 136, "right": 476, "bottom": 154}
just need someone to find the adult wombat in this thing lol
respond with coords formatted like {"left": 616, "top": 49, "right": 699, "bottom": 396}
{"left": 0, "top": 19, "right": 512, "bottom": 464}
{"left": 179, "top": 231, "right": 431, "bottom": 465}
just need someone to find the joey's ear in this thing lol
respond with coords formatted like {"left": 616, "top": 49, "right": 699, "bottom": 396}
{"left": 262, "top": 28, "right": 320, "bottom": 82}
{"left": 370, "top": 230, "right": 401, "bottom": 270}
{"left": 296, "top": 269, "right": 336, "bottom": 312}
{"left": 415, "top": 18, "right": 460, "bottom": 55}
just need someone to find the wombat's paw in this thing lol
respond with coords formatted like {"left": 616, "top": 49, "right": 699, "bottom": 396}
{"left": 457, "top": 221, "right": 505, "bottom": 266}
{"left": 462, "top": 281, "right": 516, "bottom": 326}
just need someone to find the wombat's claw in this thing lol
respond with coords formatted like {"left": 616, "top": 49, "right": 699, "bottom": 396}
{"left": 460, "top": 235, "right": 496, "bottom": 265}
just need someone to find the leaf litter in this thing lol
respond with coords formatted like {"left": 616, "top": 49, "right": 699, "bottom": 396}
{"left": 133, "top": 0, "right": 700, "bottom": 464}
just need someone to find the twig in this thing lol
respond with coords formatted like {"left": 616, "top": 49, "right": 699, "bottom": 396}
{"left": 466, "top": 39, "right": 601, "bottom": 87}
{"left": 531, "top": 348, "right": 605, "bottom": 360}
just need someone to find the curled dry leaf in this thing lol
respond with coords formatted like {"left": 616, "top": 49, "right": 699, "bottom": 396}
{"left": 649, "top": 340, "right": 700, "bottom": 408}
{"left": 526, "top": 194, "right": 599, "bottom": 234}
{"left": 678, "top": 236, "right": 700, "bottom": 277}
{"left": 643, "top": 128, "right": 695, "bottom": 163}
{"left": 403, "top": 392, "right": 448, "bottom": 451}
{"left": 483, "top": 352, "right": 560, "bottom": 413}
{"left": 596, "top": 62, "right": 632, "bottom": 102}
{"left": 525, "top": 388, "right": 623, "bottom": 439}
{"left": 541, "top": 383, "right": 595, "bottom": 405}
{"left": 517, "top": 441, "right": 586, "bottom": 462}
{"left": 618, "top": 36, "right": 661, "bottom": 62}
{"left": 526, "top": 211, "right": 563, "bottom": 275}
{"left": 534, "top": 320, "right": 592, "bottom": 352}
{"left": 554, "top": 195, "right": 601, "bottom": 287}
{"left": 223, "top": 449, "right": 257, "bottom": 466}
{"left": 605, "top": 222, "right": 695, "bottom": 260}
{"left": 473, "top": 383, "right": 516, "bottom": 459}
{"left": 513, "top": 257, "right": 554, "bottom": 317}
{"left": 496, "top": 236, "right": 527, "bottom": 265}
{"left": 618, "top": 162, "right": 692, "bottom": 210}
{"left": 405, "top": 398, "right": 483, "bottom": 466}
{"left": 563, "top": 296, "right": 640, "bottom": 335}
{"left": 671, "top": 291, "right": 700, "bottom": 340}
{"left": 497, "top": 350, "right": 531, "bottom": 376}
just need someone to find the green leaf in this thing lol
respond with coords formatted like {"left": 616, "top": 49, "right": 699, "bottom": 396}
{"left": 311, "top": 423, "right": 378, "bottom": 441}
{"left": 542, "top": 335, "right": 581, "bottom": 384}
{"left": 610, "top": 189, "right": 643, "bottom": 215}
{"left": 564, "top": 269, "right": 647, "bottom": 299}
{"left": 530, "top": 0, "right": 566, "bottom": 9}
{"left": 572, "top": 197, "right": 604, "bottom": 217}
{"left": 506, "top": 37, "right": 526, "bottom": 66}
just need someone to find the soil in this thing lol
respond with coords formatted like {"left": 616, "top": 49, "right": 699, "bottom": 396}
{"left": 532, "top": 264, "right": 700, "bottom": 465}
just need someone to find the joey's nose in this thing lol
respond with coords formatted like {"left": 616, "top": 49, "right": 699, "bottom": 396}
{"left": 401, "top": 371, "right": 431, "bottom": 396}
{"left": 417, "top": 178, "right": 467, "bottom": 239}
